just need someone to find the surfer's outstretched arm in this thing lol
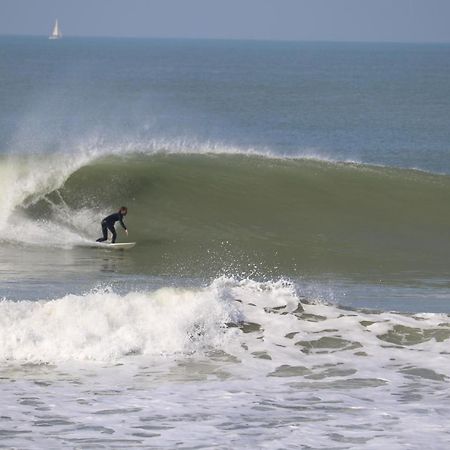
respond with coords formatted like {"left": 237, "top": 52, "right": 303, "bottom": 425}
{"left": 118, "top": 217, "right": 128, "bottom": 236}
{"left": 119, "top": 206, "right": 129, "bottom": 236}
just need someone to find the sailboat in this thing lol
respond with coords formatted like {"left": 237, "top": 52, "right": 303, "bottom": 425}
{"left": 49, "top": 19, "right": 62, "bottom": 40}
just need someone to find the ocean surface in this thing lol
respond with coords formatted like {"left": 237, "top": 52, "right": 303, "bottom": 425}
{"left": 1, "top": 36, "right": 450, "bottom": 448}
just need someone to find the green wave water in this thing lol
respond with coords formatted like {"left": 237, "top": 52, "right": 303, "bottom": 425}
{"left": 22, "top": 153, "right": 450, "bottom": 281}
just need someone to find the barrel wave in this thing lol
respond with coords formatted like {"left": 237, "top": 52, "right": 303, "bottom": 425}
{"left": 4, "top": 151, "right": 450, "bottom": 280}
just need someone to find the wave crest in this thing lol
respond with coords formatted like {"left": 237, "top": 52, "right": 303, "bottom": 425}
{"left": 2, "top": 149, "right": 450, "bottom": 278}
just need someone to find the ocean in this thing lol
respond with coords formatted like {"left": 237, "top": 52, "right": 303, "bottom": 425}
{"left": 1, "top": 36, "right": 450, "bottom": 448}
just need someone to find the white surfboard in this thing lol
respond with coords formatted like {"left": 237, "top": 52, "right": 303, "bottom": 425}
{"left": 90, "top": 242, "right": 136, "bottom": 250}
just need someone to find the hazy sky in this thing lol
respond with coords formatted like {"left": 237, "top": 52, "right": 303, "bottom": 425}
{"left": 1, "top": 0, "right": 450, "bottom": 43}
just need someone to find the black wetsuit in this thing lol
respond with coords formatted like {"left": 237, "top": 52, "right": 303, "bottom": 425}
{"left": 96, "top": 212, "right": 127, "bottom": 243}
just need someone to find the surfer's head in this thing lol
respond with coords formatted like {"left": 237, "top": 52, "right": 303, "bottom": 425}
{"left": 119, "top": 206, "right": 128, "bottom": 216}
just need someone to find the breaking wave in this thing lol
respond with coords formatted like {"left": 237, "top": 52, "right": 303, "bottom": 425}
{"left": 1, "top": 143, "right": 450, "bottom": 278}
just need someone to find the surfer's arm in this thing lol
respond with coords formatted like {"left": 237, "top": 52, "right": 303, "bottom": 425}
{"left": 119, "top": 218, "right": 127, "bottom": 231}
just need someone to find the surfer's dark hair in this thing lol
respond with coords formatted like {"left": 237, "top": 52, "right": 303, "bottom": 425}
{"left": 120, "top": 206, "right": 128, "bottom": 215}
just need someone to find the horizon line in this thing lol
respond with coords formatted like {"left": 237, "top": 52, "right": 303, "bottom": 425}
{"left": 0, "top": 33, "right": 450, "bottom": 45}
{"left": 1, "top": 33, "right": 450, "bottom": 46}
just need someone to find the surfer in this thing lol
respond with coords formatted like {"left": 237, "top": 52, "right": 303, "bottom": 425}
{"left": 96, "top": 207, "right": 128, "bottom": 244}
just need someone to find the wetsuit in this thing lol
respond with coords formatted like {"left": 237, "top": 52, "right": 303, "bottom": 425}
{"left": 96, "top": 212, "right": 127, "bottom": 244}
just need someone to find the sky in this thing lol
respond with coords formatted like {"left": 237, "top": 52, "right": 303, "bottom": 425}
{"left": 1, "top": 0, "right": 450, "bottom": 43}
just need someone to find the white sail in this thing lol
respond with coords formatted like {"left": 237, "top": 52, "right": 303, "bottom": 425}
{"left": 49, "top": 19, "right": 62, "bottom": 39}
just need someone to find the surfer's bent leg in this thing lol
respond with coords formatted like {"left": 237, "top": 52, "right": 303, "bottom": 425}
{"left": 96, "top": 220, "right": 108, "bottom": 242}
{"left": 108, "top": 224, "right": 117, "bottom": 243}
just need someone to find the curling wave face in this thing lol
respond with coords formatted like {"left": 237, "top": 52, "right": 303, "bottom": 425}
{"left": 2, "top": 149, "right": 450, "bottom": 280}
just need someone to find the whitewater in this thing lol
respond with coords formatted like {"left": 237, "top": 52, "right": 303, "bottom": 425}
{"left": 1, "top": 36, "right": 450, "bottom": 449}
{"left": 2, "top": 278, "right": 450, "bottom": 448}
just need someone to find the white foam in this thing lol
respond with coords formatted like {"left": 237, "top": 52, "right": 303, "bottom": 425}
{"left": 0, "top": 152, "right": 94, "bottom": 229}
{"left": 0, "top": 284, "right": 242, "bottom": 363}
{"left": 2, "top": 276, "right": 450, "bottom": 372}
{"left": 1, "top": 277, "right": 450, "bottom": 448}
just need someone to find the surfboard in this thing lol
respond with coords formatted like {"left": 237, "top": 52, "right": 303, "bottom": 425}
{"left": 90, "top": 242, "right": 136, "bottom": 250}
